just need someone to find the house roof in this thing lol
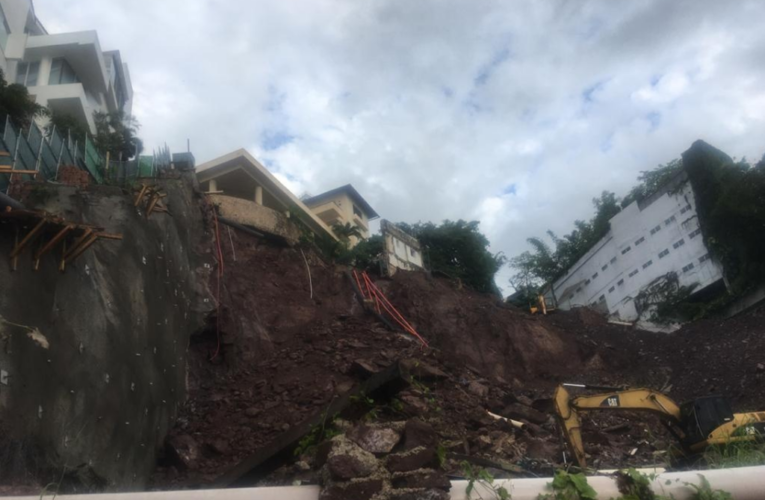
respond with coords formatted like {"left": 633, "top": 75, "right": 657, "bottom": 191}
{"left": 196, "top": 149, "right": 338, "bottom": 241}
{"left": 303, "top": 184, "right": 379, "bottom": 220}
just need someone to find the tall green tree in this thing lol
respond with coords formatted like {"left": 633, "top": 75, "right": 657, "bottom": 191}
{"left": 397, "top": 220, "right": 505, "bottom": 294}
{"left": 93, "top": 110, "right": 141, "bottom": 159}
{"left": 620, "top": 159, "right": 683, "bottom": 207}
{"left": 0, "top": 69, "right": 48, "bottom": 130}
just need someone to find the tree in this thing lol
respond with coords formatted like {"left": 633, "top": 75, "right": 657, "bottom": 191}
{"left": 93, "top": 110, "right": 141, "bottom": 159}
{"left": 508, "top": 191, "right": 621, "bottom": 289}
{"left": 397, "top": 220, "right": 505, "bottom": 294}
{"left": 621, "top": 159, "right": 683, "bottom": 208}
{"left": 46, "top": 109, "right": 89, "bottom": 143}
{"left": 332, "top": 222, "right": 363, "bottom": 246}
{"left": 0, "top": 69, "right": 48, "bottom": 130}
{"left": 338, "top": 234, "right": 384, "bottom": 271}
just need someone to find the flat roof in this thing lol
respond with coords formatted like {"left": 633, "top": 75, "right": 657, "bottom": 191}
{"left": 303, "top": 184, "right": 379, "bottom": 220}
{"left": 196, "top": 149, "right": 338, "bottom": 242}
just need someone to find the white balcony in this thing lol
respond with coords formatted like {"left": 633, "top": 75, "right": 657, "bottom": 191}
{"left": 23, "top": 31, "right": 109, "bottom": 93}
{"left": 28, "top": 83, "right": 97, "bottom": 133}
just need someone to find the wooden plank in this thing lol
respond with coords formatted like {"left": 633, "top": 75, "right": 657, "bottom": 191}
{"left": 33, "top": 225, "right": 73, "bottom": 270}
{"left": 9, "top": 219, "right": 46, "bottom": 258}
{"left": 94, "top": 232, "right": 123, "bottom": 240}
{"left": 64, "top": 233, "right": 99, "bottom": 264}
{"left": 62, "top": 228, "right": 94, "bottom": 260}
{"left": 0, "top": 169, "right": 39, "bottom": 175}
{"left": 134, "top": 184, "right": 149, "bottom": 207}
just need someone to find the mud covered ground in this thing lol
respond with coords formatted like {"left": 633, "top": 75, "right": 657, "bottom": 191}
{"left": 149, "top": 228, "right": 765, "bottom": 490}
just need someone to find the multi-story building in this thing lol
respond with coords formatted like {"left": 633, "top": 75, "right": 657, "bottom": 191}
{"left": 0, "top": 0, "right": 132, "bottom": 133}
{"left": 550, "top": 169, "right": 725, "bottom": 321}
{"left": 303, "top": 185, "right": 379, "bottom": 247}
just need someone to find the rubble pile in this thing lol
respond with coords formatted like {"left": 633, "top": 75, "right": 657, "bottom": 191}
{"left": 151, "top": 225, "right": 765, "bottom": 490}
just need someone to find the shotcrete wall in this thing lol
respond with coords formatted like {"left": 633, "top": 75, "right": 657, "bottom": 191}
{"left": 0, "top": 173, "right": 213, "bottom": 489}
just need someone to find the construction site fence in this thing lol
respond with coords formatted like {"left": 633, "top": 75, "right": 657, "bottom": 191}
{"left": 0, "top": 115, "right": 174, "bottom": 192}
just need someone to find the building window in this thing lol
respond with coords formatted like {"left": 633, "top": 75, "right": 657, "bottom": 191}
{"left": 658, "top": 249, "right": 669, "bottom": 258}
{"left": 635, "top": 237, "right": 645, "bottom": 246}
{"left": 352, "top": 204, "right": 363, "bottom": 218}
{"left": 601, "top": 264, "right": 608, "bottom": 271}
{"left": 621, "top": 246, "right": 631, "bottom": 255}
{"left": 680, "top": 204, "right": 692, "bottom": 214}
{"left": 49, "top": 58, "right": 81, "bottom": 85}
{"left": 673, "top": 239, "right": 685, "bottom": 249}
{"left": 15, "top": 61, "right": 40, "bottom": 86}
{"left": 682, "top": 263, "right": 695, "bottom": 273}
{"left": 598, "top": 295, "right": 605, "bottom": 302}
{"left": 689, "top": 228, "right": 702, "bottom": 239}
{"left": 592, "top": 272, "right": 599, "bottom": 280}
{"left": 610, "top": 256, "right": 617, "bottom": 264}
{"left": 650, "top": 225, "right": 661, "bottom": 235}
{"left": 664, "top": 215, "right": 676, "bottom": 226}
{"left": 699, "top": 254, "right": 710, "bottom": 263}
{"left": 628, "top": 269, "right": 638, "bottom": 278}
{"left": 609, "top": 286, "right": 615, "bottom": 293}
{"left": 409, "top": 248, "right": 416, "bottom": 257}
{"left": 0, "top": 4, "right": 10, "bottom": 51}
{"left": 576, "top": 287, "right": 582, "bottom": 293}
{"left": 617, "top": 279, "right": 624, "bottom": 286}
{"left": 585, "top": 279, "right": 591, "bottom": 285}
{"left": 642, "top": 260, "right": 653, "bottom": 269}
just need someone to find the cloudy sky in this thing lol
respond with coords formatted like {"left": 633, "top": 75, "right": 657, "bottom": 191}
{"left": 36, "top": 0, "right": 765, "bottom": 291}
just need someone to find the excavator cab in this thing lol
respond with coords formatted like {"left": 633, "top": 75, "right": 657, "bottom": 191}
{"left": 679, "top": 397, "right": 734, "bottom": 446}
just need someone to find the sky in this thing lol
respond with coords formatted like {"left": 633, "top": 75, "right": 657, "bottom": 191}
{"left": 36, "top": 0, "right": 765, "bottom": 292}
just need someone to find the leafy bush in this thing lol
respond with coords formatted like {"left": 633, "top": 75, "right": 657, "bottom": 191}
{"left": 0, "top": 69, "right": 48, "bottom": 129}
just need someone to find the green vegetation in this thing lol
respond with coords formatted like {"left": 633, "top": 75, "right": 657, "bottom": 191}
{"left": 686, "top": 475, "right": 733, "bottom": 500}
{"left": 46, "top": 109, "right": 89, "bottom": 142}
{"left": 509, "top": 190, "right": 622, "bottom": 291}
{"left": 620, "top": 159, "right": 684, "bottom": 208}
{"left": 293, "top": 413, "right": 342, "bottom": 457}
{"left": 461, "top": 460, "right": 510, "bottom": 500}
{"left": 615, "top": 469, "right": 659, "bottom": 500}
{"left": 702, "top": 438, "right": 765, "bottom": 469}
{"left": 397, "top": 220, "right": 505, "bottom": 294}
{"left": 93, "top": 110, "right": 142, "bottom": 160}
{"left": 0, "top": 69, "right": 48, "bottom": 129}
{"left": 683, "top": 142, "right": 765, "bottom": 294}
{"left": 538, "top": 470, "right": 597, "bottom": 500}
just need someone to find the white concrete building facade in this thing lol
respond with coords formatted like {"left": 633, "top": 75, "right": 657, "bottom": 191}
{"left": 551, "top": 170, "right": 724, "bottom": 321}
{"left": 0, "top": 0, "right": 132, "bottom": 133}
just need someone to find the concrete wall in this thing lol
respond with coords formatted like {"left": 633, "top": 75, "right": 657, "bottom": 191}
{"left": 210, "top": 193, "right": 301, "bottom": 245}
{"left": 552, "top": 174, "right": 724, "bottom": 321}
{"left": 380, "top": 219, "right": 423, "bottom": 275}
{"left": 0, "top": 173, "right": 213, "bottom": 489}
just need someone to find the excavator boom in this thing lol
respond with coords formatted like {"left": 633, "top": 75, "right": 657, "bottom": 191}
{"left": 554, "top": 384, "right": 683, "bottom": 469}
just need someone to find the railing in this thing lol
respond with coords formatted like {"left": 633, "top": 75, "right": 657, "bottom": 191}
{"left": 0, "top": 116, "right": 176, "bottom": 193}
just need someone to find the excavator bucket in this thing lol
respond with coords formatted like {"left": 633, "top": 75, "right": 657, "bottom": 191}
{"left": 553, "top": 385, "right": 588, "bottom": 468}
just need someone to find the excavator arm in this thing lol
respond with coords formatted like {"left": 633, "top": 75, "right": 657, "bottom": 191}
{"left": 553, "top": 384, "right": 684, "bottom": 469}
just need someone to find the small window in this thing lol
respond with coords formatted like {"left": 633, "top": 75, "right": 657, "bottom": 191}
{"left": 610, "top": 256, "right": 617, "bottom": 264}
{"left": 576, "top": 287, "right": 582, "bottom": 293}
{"left": 15, "top": 61, "right": 40, "bottom": 86}
{"left": 673, "top": 239, "right": 685, "bottom": 249}
{"left": 682, "top": 263, "right": 695, "bottom": 273}
{"left": 664, "top": 215, "right": 676, "bottom": 226}
{"left": 635, "top": 237, "right": 645, "bottom": 246}
{"left": 642, "top": 260, "right": 653, "bottom": 269}
{"left": 680, "top": 204, "right": 692, "bottom": 214}
{"left": 628, "top": 269, "right": 638, "bottom": 278}
{"left": 621, "top": 246, "right": 631, "bottom": 255}
{"left": 598, "top": 295, "right": 605, "bottom": 302}
{"left": 592, "top": 272, "right": 599, "bottom": 280}
{"left": 409, "top": 248, "right": 416, "bottom": 257}
{"left": 689, "top": 228, "right": 702, "bottom": 239}
{"left": 650, "top": 225, "right": 661, "bottom": 235}
{"left": 585, "top": 279, "right": 591, "bottom": 285}
{"left": 601, "top": 264, "right": 608, "bottom": 271}
{"left": 608, "top": 286, "right": 615, "bottom": 293}
{"left": 699, "top": 254, "right": 710, "bottom": 263}
{"left": 617, "top": 279, "right": 624, "bottom": 286}
{"left": 658, "top": 249, "right": 669, "bottom": 258}
{"left": 352, "top": 204, "right": 363, "bottom": 218}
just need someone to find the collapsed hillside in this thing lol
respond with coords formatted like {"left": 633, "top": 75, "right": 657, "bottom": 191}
{"left": 151, "top": 225, "right": 765, "bottom": 492}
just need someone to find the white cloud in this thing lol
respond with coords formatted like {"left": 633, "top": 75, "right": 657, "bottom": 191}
{"left": 34, "top": 0, "right": 765, "bottom": 294}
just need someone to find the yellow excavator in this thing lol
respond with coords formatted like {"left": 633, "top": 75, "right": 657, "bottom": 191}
{"left": 553, "top": 383, "right": 765, "bottom": 468}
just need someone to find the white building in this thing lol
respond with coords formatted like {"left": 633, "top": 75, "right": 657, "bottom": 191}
{"left": 550, "top": 170, "right": 725, "bottom": 321}
{"left": 0, "top": 0, "right": 132, "bottom": 133}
